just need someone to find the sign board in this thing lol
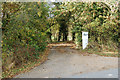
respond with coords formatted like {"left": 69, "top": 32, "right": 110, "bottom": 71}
{"left": 82, "top": 32, "right": 88, "bottom": 49}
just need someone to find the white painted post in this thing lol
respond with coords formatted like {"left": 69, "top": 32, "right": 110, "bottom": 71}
{"left": 82, "top": 32, "right": 88, "bottom": 49}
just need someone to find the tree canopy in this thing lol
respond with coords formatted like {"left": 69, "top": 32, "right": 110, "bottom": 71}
{"left": 1, "top": 2, "right": 119, "bottom": 78}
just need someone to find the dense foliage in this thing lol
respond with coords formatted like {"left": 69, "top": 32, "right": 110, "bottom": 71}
{"left": 51, "top": 2, "right": 119, "bottom": 51}
{"left": 2, "top": 2, "right": 49, "bottom": 72}
{"left": 2, "top": 2, "right": 119, "bottom": 77}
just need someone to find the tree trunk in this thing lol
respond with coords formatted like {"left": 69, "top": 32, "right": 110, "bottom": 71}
{"left": 62, "top": 31, "right": 68, "bottom": 41}
{"left": 72, "top": 32, "right": 75, "bottom": 41}
{"left": 58, "top": 30, "right": 61, "bottom": 42}
{"left": 65, "top": 32, "right": 68, "bottom": 41}
{"left": 0, "top": 3, "right": 2, "bottom": 79}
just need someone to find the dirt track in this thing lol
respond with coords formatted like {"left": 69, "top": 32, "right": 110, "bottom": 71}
{"left": 15, "top": 46, "right": 118, "bottom": 78}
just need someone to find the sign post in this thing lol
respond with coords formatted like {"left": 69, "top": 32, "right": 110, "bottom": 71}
{"left": 82, "top": 32, "right": 88, "bottom": 49}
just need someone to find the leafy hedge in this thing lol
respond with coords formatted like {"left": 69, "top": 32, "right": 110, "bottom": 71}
{"left": 2, "top": 2, "right": 49, "bottom": 72}
{"left": 70, "top": 2, "right": 119, "bottom": 51}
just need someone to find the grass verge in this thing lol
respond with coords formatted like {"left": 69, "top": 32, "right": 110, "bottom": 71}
{"left": 81, "top": 48, "right": 119, "bottom": 57}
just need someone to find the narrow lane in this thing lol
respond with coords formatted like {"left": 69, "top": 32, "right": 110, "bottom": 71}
{"left": 15, "top": 46, "right": 118, "bottom": 78}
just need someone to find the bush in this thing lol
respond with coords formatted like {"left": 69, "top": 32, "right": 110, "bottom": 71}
{"left": 2, "top": 25, "right": 48, "bottom": 71}
{"left": 2, "top": 2, "right": 49, "bottom": 72}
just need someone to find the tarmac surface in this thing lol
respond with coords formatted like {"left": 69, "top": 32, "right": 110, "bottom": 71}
{"left": 70, "top": 68, "right": 118, "bottom": 78}
{"left": 15, "top": 46, "right": 118, "bottom": 78}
